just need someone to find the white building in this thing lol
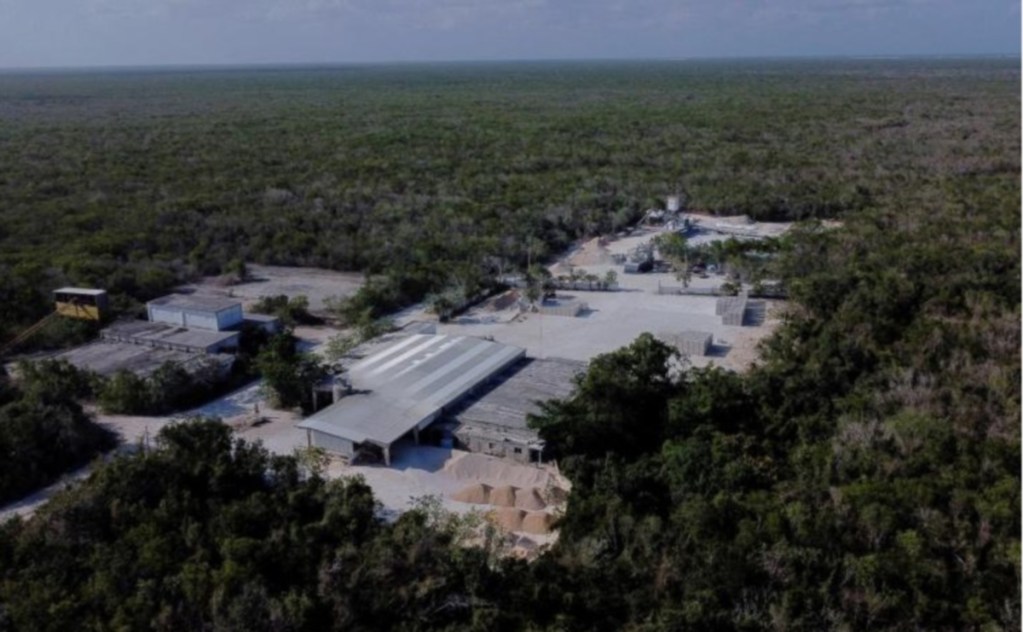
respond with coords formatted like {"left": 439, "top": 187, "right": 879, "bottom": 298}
{"left": 146, "top": 295, "right": 244, "bottom": 332}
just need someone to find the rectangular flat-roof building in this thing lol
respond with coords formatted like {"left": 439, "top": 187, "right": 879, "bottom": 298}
{"left": 100, "top": 320, "right": 240, "bottom": 353}
{"left": 147, "top": 294, "right": 244, "bottom": 332}
{"left": 299, "top": 334, "right": 525, "bottom": 464}
{"left": 56, "top": 341, "right": 234, "bottom": 379}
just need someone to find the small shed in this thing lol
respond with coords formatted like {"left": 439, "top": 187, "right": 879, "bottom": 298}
{"left": 54, "top": 287, "right": 109, "bottom": 321}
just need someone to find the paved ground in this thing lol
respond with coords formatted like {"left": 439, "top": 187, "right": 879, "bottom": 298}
{"left": 395, "top": 223, "right": 785, "bottom": 371}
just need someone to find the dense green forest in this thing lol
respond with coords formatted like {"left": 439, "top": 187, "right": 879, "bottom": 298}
{"left": 1, "top": 59, "right": 1017, "bottom": 335}
{"left": 0, "top": 59, "right": 1018, "bottom": 629}
{"left": 0, "top": 362, "right": 114, "bottom": 505}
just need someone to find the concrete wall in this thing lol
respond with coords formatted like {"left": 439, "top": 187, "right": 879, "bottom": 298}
{"left": 309, "top": 430, "right": 355, "bottom": 459}
{"left": 207, "top": 333, "right": 241, "bottom": 353}
{"left": 149, "top": 305, "right": 185, "bottom": 327}
{"left": 148, "top": 304, "right": 244, "bottom": 332}
{"left": 461, "top": 435, "right": 536, "bottom": 464}
{"left": 184, "top": 311, "right": 219, "bottom": 331}
{"left": 218, "top": 304, "right": 244, "bottom": 330}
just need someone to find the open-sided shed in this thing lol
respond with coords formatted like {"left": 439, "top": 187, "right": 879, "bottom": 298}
{"left": 298, "top": 334, "right": 525, "bottom": 464}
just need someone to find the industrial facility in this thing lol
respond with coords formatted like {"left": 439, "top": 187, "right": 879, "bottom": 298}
{"left": 57, "top": 293, "right": 277, "bottom": 379}
{"left": 299, "top": 334, "right": 526, "bottom": 464}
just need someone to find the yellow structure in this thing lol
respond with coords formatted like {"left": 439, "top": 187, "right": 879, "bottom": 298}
{"left": 54, "top": 287, "right": 108, "bottom": 321}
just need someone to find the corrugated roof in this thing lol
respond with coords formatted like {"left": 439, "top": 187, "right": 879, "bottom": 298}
{"left": 299, "top": 334, "right": 525, "bottom": 447}
{"left": 450, "top": 357, "right": 584, "bottom": 430}
{"left": 54, "top": 287, "right": 107, "bottom": 296}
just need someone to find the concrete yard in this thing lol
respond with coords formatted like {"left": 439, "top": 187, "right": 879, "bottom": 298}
{"left": 394, "top": 220, "right": 786, "bottom": 371}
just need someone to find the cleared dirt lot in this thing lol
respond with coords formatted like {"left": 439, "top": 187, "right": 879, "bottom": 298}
{"left": 184, "top": 265, "right": 365, "bottom": 315}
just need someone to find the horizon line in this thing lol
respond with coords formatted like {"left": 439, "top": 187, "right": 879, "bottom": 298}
{"left": 0, "top": 52, "right": 1018, "bottom": 74}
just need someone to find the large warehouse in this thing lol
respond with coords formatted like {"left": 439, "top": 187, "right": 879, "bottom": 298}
{"left": 299, "top": 334, "right": 525, "bottom": 464}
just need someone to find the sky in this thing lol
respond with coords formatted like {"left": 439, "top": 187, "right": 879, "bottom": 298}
{"left": 0, "top": 0, "right": 1018, "bottom": 68}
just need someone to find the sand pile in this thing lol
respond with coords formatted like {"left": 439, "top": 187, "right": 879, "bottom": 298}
{"left": 544, "top": 486, "right": 571, "bottom": 506}
{"left": 452, "top": 482, "right": 492, "bottom": 505}
{"left": 521, "top": 511, "right": 555, "bottom": 535}
{"left": 450, "top": 481, "right": 553, "bottom": 512}
{"left": 490, "top": 508, "right": 526, "bottom": 532}
{"left": 514, "top": 487, "right": 547, "bottom": 511}
{"left": 489, "top": 485, "right": 518, "bottom": 507}
{"left": 443, "top": 452, "right": 562, "bottom": 489}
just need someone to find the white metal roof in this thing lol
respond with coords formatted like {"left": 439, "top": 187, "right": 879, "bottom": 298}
{"left": 299, "top": 334, "right": 525, "bottom": 447}
{"left": 54, "top": 287, "right": 107, "bottom": 296}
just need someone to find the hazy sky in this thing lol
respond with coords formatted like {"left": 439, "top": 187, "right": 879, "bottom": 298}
{"left": 0, "top": 0, "right": 1018, "bottom": 68}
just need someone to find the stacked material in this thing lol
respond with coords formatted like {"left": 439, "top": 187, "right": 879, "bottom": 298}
{"left": 452, "top": 484, "right": 550, "bottom": 511}
{"left": 443, "top": 453, "right": 565, "bottom": 489}
{"left": 490, "top": 485, "right": 518, "bottom": 507}
{"left": 660, "top": 330, "right": 713, "bottom": 357}
{"left": 716, "top": 295, "right": 748, "bottom": 326}
{"left": 492, "top": 508, "right": 526, "bottom": 532}
{"left": 446, "top": 452, "right": 568, "bottom": 535}
{"left": 515, "top": 488, "right": 547, "bottom": 510}
{"left": 520, "top": 512, "right": 555, "bottom": 535}
{"left": 452, "top": 483, "right": 492, "bottom": 504}
{"left": 488, "top": 509, "right": 555, "bottom": 534}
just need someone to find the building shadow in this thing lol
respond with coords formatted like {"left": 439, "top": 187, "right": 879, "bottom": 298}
{"left": 383, "top": 440, "right": 455, "bottom": 474}
{"left": 744, "top": 301, "right": 767, "bottom": 327}
{"left": 706, "top": 343, "right": 731, "bottom": 358}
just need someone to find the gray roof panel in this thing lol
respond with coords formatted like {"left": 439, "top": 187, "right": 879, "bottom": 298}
{"left": 148, "top": 294, "right": 241, "bottom": 313}
{"left": 299, "top": 334, "right": 525, "bottom": 447}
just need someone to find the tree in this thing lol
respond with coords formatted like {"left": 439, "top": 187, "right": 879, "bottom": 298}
{"left": 603, "top": 269, "right": 618, "bottom": 290}
{"left": 16, "top": 359, "right": 96, "bottom": 403}
{"left": 0, "top": 379, "right": 114, "bottom": 504}
{"left": 524, "top": 264, "right": 552, "bottom": 306}
{"left": 98, "top": 370, "right": 153, "bottom": 414}
{"left": 250, "top": 294, "right": 315, "bottom": 326}
{"left": 226, "top": 258, "right": 248, "bottom": 282}
{"left": 255, "top": 332, "right": 325, "bottom": 411}
{"left": 655, "top": 232, "right": 692, "bottom": 287}
{"left": 323, "top": 333, "right": 358, "bottom": 363}
{"left": 530, "top": 333, "right": 680, "bottom": 461}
